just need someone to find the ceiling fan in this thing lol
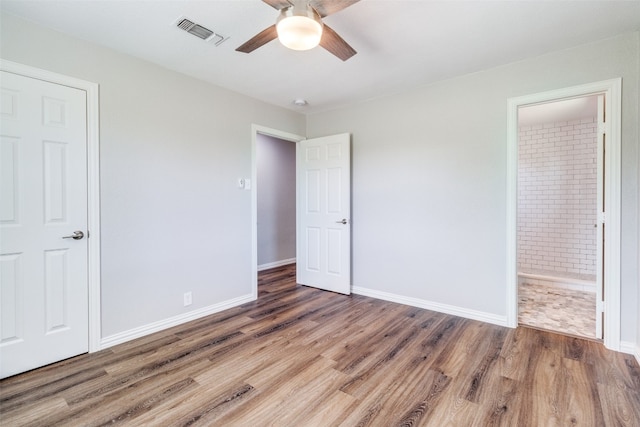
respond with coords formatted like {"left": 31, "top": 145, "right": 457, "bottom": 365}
{"left": 236, "top": 0, "right": 360, "bottom": 61}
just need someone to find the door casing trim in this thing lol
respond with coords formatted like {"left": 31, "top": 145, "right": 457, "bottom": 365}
{"left": 1, "top": 59, "right": 102, "bottom": 352}
{"left": 506, "top": 78, "right": 622, "bottom": 351}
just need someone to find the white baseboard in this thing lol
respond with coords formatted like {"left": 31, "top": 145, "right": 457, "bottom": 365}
{"left": 100, "top": 293, "right": 255, "bottom": 349}
{"left": 619, "top": 340, "right": 637, "bottom": 356}
{"left": 518, "top": 272, "right": 596, "bottom": 293}
{"left": 258, "top": 258, "right": 296, "bottom": 272}
{"left": 352, "top": 286, "right": 509, "bottom": 328}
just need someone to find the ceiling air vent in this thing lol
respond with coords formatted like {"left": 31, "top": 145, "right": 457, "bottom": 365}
{"left": 175, "top": 16, "right": 227, "bottom": 46}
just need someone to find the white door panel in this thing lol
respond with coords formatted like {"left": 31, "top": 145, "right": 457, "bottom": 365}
{"left": 595, "top": 94, "right": 605, "bottom": 340}
{"left": 297, "top": 134, "right": 351, "bottom": 294}
{"left": 0, "top": 71, "right": 88, "bottom": 378}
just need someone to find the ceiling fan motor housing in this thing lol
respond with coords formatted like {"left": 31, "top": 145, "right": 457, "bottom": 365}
{"left": 276, "top": 3, "right": 324, "bottom": 50}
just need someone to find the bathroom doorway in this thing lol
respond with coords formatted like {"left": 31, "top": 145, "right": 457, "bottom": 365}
{"left": 516, "top": 95, "right": 600, "bottom": 339}
{"left": 507, "top": 79, "right": 621, "bottom": 350}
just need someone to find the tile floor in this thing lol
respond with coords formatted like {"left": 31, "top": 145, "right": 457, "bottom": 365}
{"left": 518, "top": 282, "right": 597, "bottom": 339}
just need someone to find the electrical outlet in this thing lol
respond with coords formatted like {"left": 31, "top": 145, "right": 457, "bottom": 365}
{"left": 183, "top": 291, "right": 192, "bottom": 307}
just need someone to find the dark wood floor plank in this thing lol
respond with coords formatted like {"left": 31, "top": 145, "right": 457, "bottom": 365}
{"left": 1, "top": 264, "right": 638, "bottom": 426}
{"left": 0, "top": 364, "right": 109, "bottom": 414}
{"left": 0, "top": 396, "right": 69, "bottom": 426}
{"left": 211, "top": 355, "right": 338, "bottom": 425}
{"left": 597, "top": 382, "right": 640, "bottom": 426}
{"left": 499, "top": 322, "right": 535, "bottom": 381}
{"left": 562, "top": 357, "right": 606, "bottom": 426}
{"left": 472, "top": 375, "right": 520, "bottom": 427}
{"left": 135, "top": 381, "right": 254, "bottom": 427}
{"left": 423, "top": 392, "right": 480, "bottom": 426}
{"left": 275, "top": 369, "right": 353, "bottom": 426}
{"left": 36, "top": 360, "right": 209, "bottom": 427}
{"left": 329, "top": 309, "right": 432, "bottom": 377}
{"left": 291, "top": 389, "right": 356, "bottom": 427}
{"left": 337, "top": 368, "right": 452, "bottom": 426}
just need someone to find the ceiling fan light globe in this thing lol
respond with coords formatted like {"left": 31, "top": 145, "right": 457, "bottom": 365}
{"left": 277, "top": 16, "right": 323, "bottom": 50}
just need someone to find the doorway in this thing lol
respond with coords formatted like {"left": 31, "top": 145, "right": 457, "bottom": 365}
{"left": 251, "top": 127, "right": 353, "bottom": 296}
{"left": 506, "top": 79, "right": 622, "bottom": 351}
{"left": 251, "top": 125, "right": 304, "bottom": 298}
{"left": 256, "top": 133, "right": 297, "bottom": 272}
{"left": 516, "top": 95, "right": 600, "bottom": 339}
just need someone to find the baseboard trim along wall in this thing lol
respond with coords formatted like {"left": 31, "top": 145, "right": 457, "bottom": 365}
{"left": 352, "top": 286, "right": 509, "bottom": 328}
{"left": 100, "top": 293, "right": 255, "bottom": 349}
{"left": 353, "top": 287, "right": 638, "bottom": 357}
{"left": 619, "top": 340, "right": 638, "bottom": 357}
{"left": 517, "top": 271, "right": 596, "bottom": 293}
{"left": 257, "top": 258, "right": 296, "bottom": 272}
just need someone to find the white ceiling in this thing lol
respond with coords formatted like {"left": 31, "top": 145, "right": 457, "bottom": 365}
{"left": 2, "top": 1, "right": 639, "bottom": 114}
{"left": 519, "top": 95, "right": 599, "bottom": 126}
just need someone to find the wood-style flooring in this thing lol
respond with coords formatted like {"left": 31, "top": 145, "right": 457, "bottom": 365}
{"left": 1, "top": 264, "right": 639, "bottom": 426}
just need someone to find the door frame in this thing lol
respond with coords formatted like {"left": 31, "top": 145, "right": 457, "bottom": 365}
{"left": 251, "top": 124, "right": 305, "bottom": 297}
{"left": 506, "top": 78, "right": 622, "bottom": 351}
{"left": 1, "top": 59, "right": 102, "bottom": 352}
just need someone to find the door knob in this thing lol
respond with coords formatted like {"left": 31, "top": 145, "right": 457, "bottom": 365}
{"left": 335, "top": 219, "right": 349, "bottom": 225}
{"left": 62, "top": 231, "right": 84, "bottom": 240}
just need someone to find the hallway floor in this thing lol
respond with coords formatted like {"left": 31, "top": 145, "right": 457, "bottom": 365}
{"left": 518, "top": 282, "right": 597, "bottom": 339}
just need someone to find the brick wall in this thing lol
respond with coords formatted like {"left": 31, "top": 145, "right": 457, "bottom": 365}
{"left": 517, "top": 117, "right": 597, "bottom": 281}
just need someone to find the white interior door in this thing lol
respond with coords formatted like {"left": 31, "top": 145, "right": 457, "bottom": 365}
{"left": 0, "top": 71, "right": 89, "bottom": 378}
{"left": 297, "top": 133, "right": 351, "bottom": 294}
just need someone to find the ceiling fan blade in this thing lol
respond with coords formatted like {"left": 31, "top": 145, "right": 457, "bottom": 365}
{"left": 236, "top": 25, "right": 278, "bottom": 53}
{"left": 262, "top": 0, "right": 293, "bottom": 10}
{"left": 310, "top": 0, "right": 360, "bottom": 17}
{"left": 319, "top": 24, "right": 356, "bottom": 61}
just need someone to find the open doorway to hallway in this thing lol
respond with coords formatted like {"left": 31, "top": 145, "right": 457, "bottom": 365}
{"left": 256, "top": 133, "right": 297, "bottom": 273}
{"left": 253, "top": 128, "right": 352, "bottom": 295}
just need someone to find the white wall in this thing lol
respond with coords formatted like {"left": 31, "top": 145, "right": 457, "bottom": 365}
{"left": 307, "top": 32, "right": 640, "bottom": 343}
{"left": 256, "top": 134, "right": 296, "bottom": 267}
{"left": 3, "top": 12, "right": 639, "bottom": 350}
{"left": 637, "top": 31, "right": 640, "bottom": 363}
{"left": 0, "top": 13, "right": 305, "bottom": 339}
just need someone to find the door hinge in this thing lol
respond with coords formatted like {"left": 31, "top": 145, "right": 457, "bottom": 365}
{"left": 597, "top": 300, "right": 605, "bottom": 314}
{"left": 598, "top": 212, "right": 606, "bottom": 223}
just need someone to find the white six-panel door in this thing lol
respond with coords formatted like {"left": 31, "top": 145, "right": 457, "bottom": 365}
{"left": 0, "top": 71, "right": 89, "bottom": 378}
{"left": 297, "top": 134, "right": 351, "bottom": 294}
